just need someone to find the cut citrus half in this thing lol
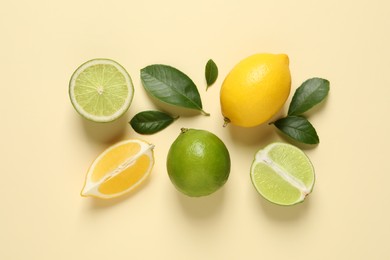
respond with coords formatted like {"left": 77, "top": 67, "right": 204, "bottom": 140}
{"left": 250, "top": 142, "right": 315, "bottom": 206}
{"left": 81, "top": 139, "right": 155, "bottom": 199}
{"left": 69, "top": 59, "right": 134, "bottom": 122}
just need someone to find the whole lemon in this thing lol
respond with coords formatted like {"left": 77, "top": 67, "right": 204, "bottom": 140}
{"left": 220, "top": 53, "right": 291, "bottom": 127}
{"left": 166, "top": 128, "right": 231, "bottom": 197}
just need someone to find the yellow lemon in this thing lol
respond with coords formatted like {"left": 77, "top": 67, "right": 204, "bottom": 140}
{"left": 81, "top": 139, "right": 155, "bottom": 199}
{"left": 220, "top": 53, "right": 291, "bottom": 127}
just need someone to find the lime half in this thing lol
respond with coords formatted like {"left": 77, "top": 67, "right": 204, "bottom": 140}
{"left": 250, "top": 142, "right": 315, "bottom": 206}
{"left": 69, "top": 59, "right": 134, "bottom": 122}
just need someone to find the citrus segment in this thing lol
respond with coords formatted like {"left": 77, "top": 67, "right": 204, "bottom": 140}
{"left": 98, "top": 155, "right": 151, "bottom": 195}
{"left": 267, "top": 144, "right": 315, "bottom": 188}
{"left": 91, "top": 143, "right": 141, "bottom": 182}
{"left": 250, "top": 142, "right": 315, "bottom": 206}
{"left": 69, "top": 59, "right": 134, "bottom": 122}
{"left": 81, "top": 139, "right": 154, "bottom": 199}
{"left": 252, "top": 163, "right": 302, "bottom": 205}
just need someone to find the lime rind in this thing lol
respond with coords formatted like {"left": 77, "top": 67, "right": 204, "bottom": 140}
{"left": 69, "top": 59, "right": 134, "bottom": 122}
{"left": 167, "top": 129, "right": 231, "bottom": 197}
{"left": 250, "top": 142, "right": 315, "bottom": 206}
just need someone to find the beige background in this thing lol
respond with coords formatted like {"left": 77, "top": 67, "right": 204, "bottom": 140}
{"left": 1, "top": 0, "right": 389, "bottom": 259}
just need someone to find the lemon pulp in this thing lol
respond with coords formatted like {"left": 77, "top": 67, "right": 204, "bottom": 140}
{"left": 81, "top": 139, "right": 154, "bottom": 199}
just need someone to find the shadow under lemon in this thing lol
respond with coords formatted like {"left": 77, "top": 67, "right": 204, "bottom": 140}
{"left": 225, "top": 106, "right": 287, "bottom": 146}
{"left": 227, "top": 122, "right": 275, "bottom": 147}
{"left": 81, "top": 110, "right": 131, "bottom": 144}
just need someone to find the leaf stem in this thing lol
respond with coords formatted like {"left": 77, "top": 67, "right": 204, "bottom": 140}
{"left": 201, "top": 109, "right": 210, "bottom": 116}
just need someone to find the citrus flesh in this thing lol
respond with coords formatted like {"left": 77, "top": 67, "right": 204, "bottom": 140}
{"left": 167, "top": 128, "right": 231, "bottom": 197}
{"left": 220, "top": 53, "right": 291, "bottom": 127}
{"left": 69, "top": 59, "right": 134, "bottom": 122}
{"left": 250, "top": 142, "right": 315, "bottom": 206}
{"left": 81, "top": 139, "right": 154, "bottom": 199}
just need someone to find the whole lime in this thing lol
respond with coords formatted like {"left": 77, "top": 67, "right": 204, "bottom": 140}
{"left": 166, "top": 128, "right": 231, "bottom": 197}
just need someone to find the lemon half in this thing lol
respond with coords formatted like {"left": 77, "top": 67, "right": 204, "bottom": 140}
{"left": 81, "top": 139, "right": 154, "bottom": 199}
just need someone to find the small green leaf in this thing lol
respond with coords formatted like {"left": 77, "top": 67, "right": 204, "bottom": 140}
{"left": 273, "top": 116, "right": 319, "bottom": 144}
{"left": 205, "top": 59, "right": 218, "bottom": 89}
{"left": 288, "top": 78, "right": 330, "bottom": 116}
{"left": 141, "top": 64, "right": 209, "bottom": 116}
{"left": 130, "top": 110, "right": 178, "bottom": 135}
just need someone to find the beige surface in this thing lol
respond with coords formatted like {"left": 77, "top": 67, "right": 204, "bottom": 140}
{"left": 1, "top": 0, "right": 390, "bottom": 259}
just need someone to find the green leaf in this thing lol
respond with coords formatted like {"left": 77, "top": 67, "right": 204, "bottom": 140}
{"left": 130, "top": 110, "right": 178, "bottom": 135}
{"left": 273, "top": 116, "right": 319, "bottom": 144}
{"left": 205, "top": 59, "right": 218, "bottom": 89}
{"left": 288, "top": 78, "right": 330, "bottom": 116}
{"left": 141, "top": 64, "right": 209, "bottom": 115}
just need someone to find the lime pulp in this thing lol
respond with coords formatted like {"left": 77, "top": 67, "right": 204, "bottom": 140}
{"left": 69, "top": 59, "right": 134, "bottom": 122}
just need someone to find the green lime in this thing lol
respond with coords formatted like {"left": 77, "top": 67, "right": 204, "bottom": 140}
{"left": 69, "top": 59, "right": 134, "bottom": 122}
{"left": 250, "top": 142, "right": 315, "bottom": 206}
{"left": 167, "top": 128, "right": 231, "bottom": 197}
